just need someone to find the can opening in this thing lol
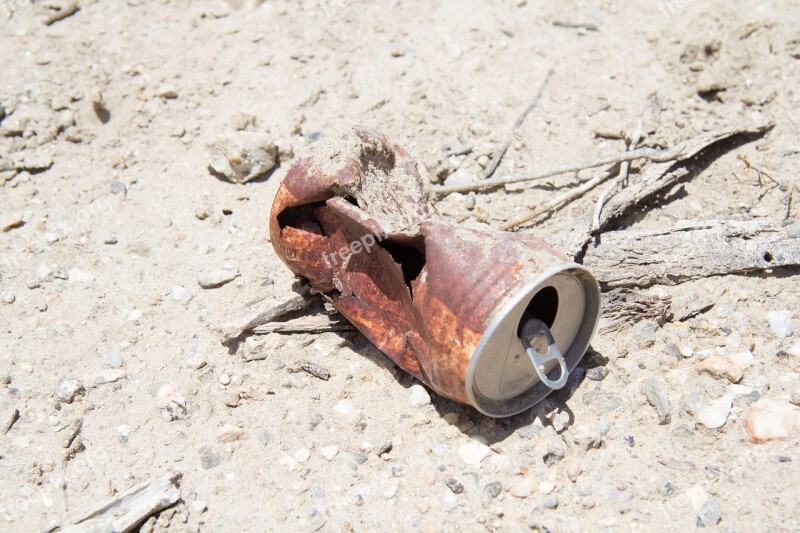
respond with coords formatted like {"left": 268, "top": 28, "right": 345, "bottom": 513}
{"left": 518, "top": 285, "right": 558, "bottom": 335}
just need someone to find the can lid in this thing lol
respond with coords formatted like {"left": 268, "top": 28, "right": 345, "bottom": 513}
{"left": 465, "top": 263, "right": 600, "bottom": 417}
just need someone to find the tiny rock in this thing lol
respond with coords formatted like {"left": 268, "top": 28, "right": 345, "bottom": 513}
{"left": 217, "top": 424, "right": 246, "bottom": 443}
{"left": 458, "top": 440, "right": 491, "bottom": 468}
{"left": 171, "top": 286, "right": 193, "bottom": 303}
{"left": 696, "top": 356, "right": 743, "bottom": 383}
{"left": 641, "top": 376, "right": 671, "bottom": 424}
{"left": 197, "top": 267, "right": 239, "bottom": 289}
{"left": 293, "top": 448, "right": 310, "bottom": 463}
{"left": 564, "top": 459, "right": 582, "bottom": 482}
{"left": 686, "top": 486, "right": 721, "bottom": 527}
{"left": 695, "top": 394, "right": 732, "bottom": 429}
{"left": 538, "top": 481, "right": 556, "bottom": 494}
{"left": 55, "top": 377, "right": 85, "bottom": 403}
{"left": 743, "top": 398, "right": 800, "bottom": 443}
{"left": 408, "top": 384, "right": 431, "bottom": 406}
{"left": 157, "top": 383, "right": 188, "bottom": 421}
{"left": 207, "top": 132, "right": 278, "bottom": 184}
{"left": 511, "top": 477, "right": 535, "bottom": 498}
{"left": 767, "top": 311, "right": 793, "bottom": 338}
{"left": 321, "top": 445, "right": 339, "bottom": 461}
{"left": 157, "top": 84, "right": 179, "bottom": 99}
{"left": 92, "top": 369, "right": 127, "bottom": 386}
{"left": 1, "top": 213, "right": 24, "bottom": 232}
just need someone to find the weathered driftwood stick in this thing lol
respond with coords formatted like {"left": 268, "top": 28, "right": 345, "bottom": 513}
{"left": 599, "top": 288, "right": 671, "bottom": 334}
{"left": 219, "top": 284, "right": 312, "bottom": 341}
{"left": 583, "top": 220, "right": 800, "bottom": 289}
{"left": 499, "top": 123, "right": 773, "bottom": 231}
{"left": 434, "top": 122, "right": 773, "bottom": 197}
{"left": 253, "top": 313, "right": 357, "bottom": 335}
{"left": 62, "top": 472, "right": 181, "bottom": 533}
{"left": 482, "top": 70, "right": 553, "bottom": 180}
{"left": 552, "top": 166, "right": 688, "bottom": 259}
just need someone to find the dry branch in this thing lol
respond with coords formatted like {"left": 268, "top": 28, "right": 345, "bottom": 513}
{"left": 498, "top": 123, "right": 772, "bottom": 231}
{"left": 434, "top": 122, "right": 773, "bottom": 197}
{"left": 62, "top": 472, "right": 181, "bottom": 533}
{"left": 583, "top": 219, "right": 800, "bottom": 289}
{"left": 482, "top": 70, "right": 553, "bottom": 180}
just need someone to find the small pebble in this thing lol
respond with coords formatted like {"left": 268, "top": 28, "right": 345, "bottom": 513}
{"left": 484, "top": 481, "right": 502, "bottom": 499}
{"left": 445, "top": 477, "right": 464, "bottom": 494}
{"left": 1, "top": 289, "right": 15, "bottom": 304}
{"left": 374, "top": 441, "right": 392, "bottom": 456}
{"left": 293, "top": 448, "right": 310, "bottom": 463}
{"left": 623, "top": 435, "right": 635, "bottom": 447}
{"left": 223, "top": 390, "right": 240, "bottom": 408}
{"left": 511, "top": 477, "right": 534, "bottom": 498}
{"left": 743, "top": 398, "right": 800, "bottom": 443}
{"left": 696, "top": 356, "right": 743, "bottom": 383}
{"left": 156, "top": 383, "right": 187, "bottom": 421}
{"left": 219, "top": 373, "right": 231, "bottom": 386}
{"left": 458, "top": 440, "right": 491, "bottom": 468}
{"left": 171, "top": 286, "right": 193, "bottom": 303}
{"left": 586, "top": 367, "right": 609, "bottom": 381}
{"left": 767, "top": 311, "right": 793, "bottom": 338}
{"left": 55, "top": 377, "right": 85, "bottom": 403}
{"left": 110, "top": 180, "right": 127, "bottom": 195}
{"left": 197, "top": 267, "right": 239, "bottom": 289}
{"left": 538, "top": 481, "right": 556, "bottom": 494}
{"left": 300, "top": 361, "right": 330, "bottom": 381}
{"left": 542, "top": 495, "right": 559, "bottom": 509}
{"left": 199, "top": 446, "right": 221, "bottom": 469}
{"left": 1, "top": 213, "right": 24, "bottom": 232}
{"left": 217, "top": 424, "right": 245, "bottom": 443}
{"left": 158, "top": 84, "right": 179, "bottom": 99}
{"left": 321, "top": 445, "right": 339, "bottom": 461}
{"left": 408, "top": 384, "right": 431, "bottom": 406}
{"left": 641, "top": 376, "right": 671, "bottom": 424}
{"left": 105, "top": 351, "right": 123, "bottom": 368}
{"left": 695, "top": 394, "right": 733, "bottom": 429}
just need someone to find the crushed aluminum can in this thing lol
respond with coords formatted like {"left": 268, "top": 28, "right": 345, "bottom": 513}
{"left": 269, "top": 126, "right": 601, "bottom": 416}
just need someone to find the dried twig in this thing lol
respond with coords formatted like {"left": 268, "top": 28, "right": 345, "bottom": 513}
{"left": 592, "top": 118, "right": 644, "bottom": 231}
{"left": 583, "top": 219, "right": 800, "bottom": 289}
{"left": 482, "top": 70, "right": 553, "bottom": 180}
{"left": 500, "top": 123, "right": 773, "bottom": 232}
{"left": 434, "top": 123, "right": 772, "bottom": 197}
{"left": 62, "top": 472, "right": 182, "bottom": 533}
{"left": 42, "top": 0, "right": 79, "bottom": 25}
{"left": 552, "top": 20, "right": 599, "bottom": 31}
{"left": 498, "top": 169, "right": 614, "bottom": 231}
{"left": 2, "top": 408, "right": 19, "bottom": 435}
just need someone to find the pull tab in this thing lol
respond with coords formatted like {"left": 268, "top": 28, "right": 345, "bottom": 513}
{"left": 520, "top": 318, "right": 568, "bottom": 390}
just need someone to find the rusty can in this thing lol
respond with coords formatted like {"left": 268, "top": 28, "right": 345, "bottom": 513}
{"left": 270, "top": 126, "right": 601, "bottom": 417}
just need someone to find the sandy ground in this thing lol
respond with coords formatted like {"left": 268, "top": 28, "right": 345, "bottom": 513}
{"left": 1, "top": 0, "right": 800, "bottom": 531}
